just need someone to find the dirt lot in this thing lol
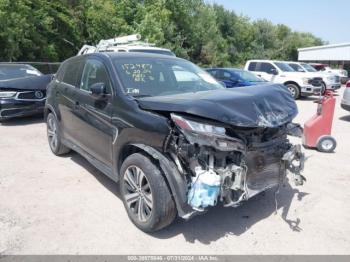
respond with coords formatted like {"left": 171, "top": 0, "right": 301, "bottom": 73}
{"left": 1, "top": 88, "right": 350, "bottom": 255}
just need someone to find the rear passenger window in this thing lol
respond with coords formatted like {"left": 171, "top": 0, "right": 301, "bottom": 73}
{"left": 248, "top": 62, "right": 257, "bottom": 71}
{"left": 62, "top": 61, "right": 84, "bottom": 86}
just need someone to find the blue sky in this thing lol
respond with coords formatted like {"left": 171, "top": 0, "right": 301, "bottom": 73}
{"left": 209, "top": 0, "right": 349, "bottom": 44}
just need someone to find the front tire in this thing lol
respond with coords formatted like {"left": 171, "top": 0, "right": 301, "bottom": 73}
{"left": 286, "top": 83, "right": 300, "bottom": 99}
{"left": 120, "top": 153, "right": 176, "bottom": 233}
{"left": 46, "top": 113, "right": 70, "bottom": 155}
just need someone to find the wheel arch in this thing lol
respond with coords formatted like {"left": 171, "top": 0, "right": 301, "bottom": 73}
{"left": 284, "top": 81, "right": 301, "bottom": 89}
{"left": 118, "top": 143, "right": 194, "bottom": 218}
{"left": 44, "top": 104, "right": 59, "bottom": 121}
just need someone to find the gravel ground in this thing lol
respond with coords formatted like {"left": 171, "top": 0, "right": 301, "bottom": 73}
{"left": 1, "top": 87, "right": 350, "bottom": 255}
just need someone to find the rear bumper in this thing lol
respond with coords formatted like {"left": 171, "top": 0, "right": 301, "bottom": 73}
{"left": 0, "top": 99, "right": 45, "bottom": 120}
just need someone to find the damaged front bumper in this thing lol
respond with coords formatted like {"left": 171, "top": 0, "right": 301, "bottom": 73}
{"left": 166, "top": 115, "right": 306, "bottom": 219}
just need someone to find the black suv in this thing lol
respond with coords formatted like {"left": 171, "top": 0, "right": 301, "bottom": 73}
{"left": 45, "top": 53, "right": 305, "bottom": 232}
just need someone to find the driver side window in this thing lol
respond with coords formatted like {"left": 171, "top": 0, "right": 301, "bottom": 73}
{"left": 80, "top": 59, "right": 111, "bottom": 94}
{"left": 260, "top": 62, "right": 277, "bottom": 75}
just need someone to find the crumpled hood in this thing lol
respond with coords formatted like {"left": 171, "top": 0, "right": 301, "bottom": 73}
{"left": 137, "top": 83, "right": 298, "bottom": 128}
{"left": 0, "top": 74, "right": 52, "bottom": 91}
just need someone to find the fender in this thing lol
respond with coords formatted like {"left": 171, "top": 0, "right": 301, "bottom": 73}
{"left": 131, "top": 143, "right": 197, "bottom": 219}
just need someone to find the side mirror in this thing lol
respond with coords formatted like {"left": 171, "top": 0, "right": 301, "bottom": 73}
{"left": 270, "top": 68, "right": 278, "bottom": 75}
{"left": 90, "top": 82, "right": 106, "bottom": 96}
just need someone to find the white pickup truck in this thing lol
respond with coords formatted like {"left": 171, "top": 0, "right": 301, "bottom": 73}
{"left": 245, "top": 60, "right": 322, "bottom": 99}
{"left": 287, "top": 62, "right": 341, "bottom": 91}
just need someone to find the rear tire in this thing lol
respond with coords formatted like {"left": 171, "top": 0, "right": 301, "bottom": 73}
{"left": 286, "top": 83, "right": 300, "bottom": 99}
{"left": 46, "top": 113, "right": 70, "bottom": 155}
{"left": 317, "top": 136, "right": 336, "bottom": 153}
{"left": 120, "top": 153, "right": 176, "bottom": 233}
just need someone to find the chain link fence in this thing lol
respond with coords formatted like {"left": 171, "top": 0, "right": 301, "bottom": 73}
{"left": 0, "top": 62, "right": 61, "bottom": 74}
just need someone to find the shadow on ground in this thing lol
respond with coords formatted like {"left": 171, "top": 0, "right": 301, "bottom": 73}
{"left": 339, "top": 115, "right": 350, "bottom": 122}
{"left": 0, "top": 114, "right": 44, "bottom": 126}
{"left": 67, "top": 151, "right": 309, "bottom": 244}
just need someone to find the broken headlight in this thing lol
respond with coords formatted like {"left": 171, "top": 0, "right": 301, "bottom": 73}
{"left": 171, "top": 114, "right": 245, "bottom": 152}
{"left": 171, "top": 114, "right": 226, "bottom": 135}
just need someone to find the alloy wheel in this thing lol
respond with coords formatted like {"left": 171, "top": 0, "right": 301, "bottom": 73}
{"left": 123, "top": 165, "right": 153, "bottom": 222}
{"left": 321, "top": 139, "right": 334, "bottom": 151}
{"left": 47, "top": 116, "right": 58, "bottom": 151}
{"left": 287, "top": 86, "right": 296, "bottom": 97}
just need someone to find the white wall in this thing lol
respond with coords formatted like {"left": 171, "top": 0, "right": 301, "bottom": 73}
{"left": 298, "top": 45, "right": 350, "bottom": 61}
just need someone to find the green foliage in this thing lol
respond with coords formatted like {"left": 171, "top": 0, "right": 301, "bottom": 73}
{"left": 0, "top": 0, "right": 325, "bottom": 65}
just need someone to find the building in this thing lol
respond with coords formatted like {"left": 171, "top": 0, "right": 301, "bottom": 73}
{"left": 298, "top": 43, "right": 350, "bottom": 74}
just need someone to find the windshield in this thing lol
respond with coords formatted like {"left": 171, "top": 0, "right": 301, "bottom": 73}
{"left": 231, "top": 69, "right": 266, "bottom": 82}
{"left": 130, "top": 49, "right": 176, "bottom": 57}
{"left": 274, "top": 62, "right": 295, "bottom": 72}
{"left": 289, "top": 63, "right": 305, "bottom": 72}
{"left": 301, "top": 63, "right": 317, "bottom": 72}
{"left": 113, "top": 57, "right": 224, "bottom": 97}
{"left": 0, "top": 65, "right": 42, "bottom": 80}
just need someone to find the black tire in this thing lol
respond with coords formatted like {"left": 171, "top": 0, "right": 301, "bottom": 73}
{"left": 46, "top": 113, "right": 70, "bottom": 155}
{"left": 286, "top": 83, "right": 300, "bottom": 99}
{"left": 316, "top": 136, "right": 337, "bottom": 153}
{"left": 120, "top": 153, "right": 176, "bottom": 232}
{"left": 321, "top": 82, "right": 327, "bottom": 95}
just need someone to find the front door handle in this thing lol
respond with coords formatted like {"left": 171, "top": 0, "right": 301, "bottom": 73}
{"left": 74, "top": 101, "right": 80, "bottom": 110}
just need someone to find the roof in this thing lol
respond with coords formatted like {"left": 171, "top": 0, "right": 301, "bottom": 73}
{"left": 102, "top": 52, "right": 180, "bottom": 60}
{"left": 246, "top": 59, "right": 290, "bottom": 63}
{"left": 298, "top": 42, "right": 350, "bottom": 52}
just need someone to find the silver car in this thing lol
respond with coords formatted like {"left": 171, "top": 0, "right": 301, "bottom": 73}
{"left": 341, "top": 81, "right": 350, "bottom": 112}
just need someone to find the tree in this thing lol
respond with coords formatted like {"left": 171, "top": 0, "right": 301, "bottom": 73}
{"left": 0, "top": 0, "right": 326, "bottom": 65}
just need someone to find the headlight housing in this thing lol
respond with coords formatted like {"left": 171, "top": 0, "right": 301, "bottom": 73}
{"left": 0, "top": 91, "right": 16, "bottom": 98}
{"left": 327, "top": 76, "right": 335, "bottom": 82}
{"left": 171, "top": 114, "right": 226, "bottom": 136}
{"left": 170, "top": 114, "right": 246, "bottom": 152}
{"left": 302, "top": 77, "right": 311, "bottom": 85}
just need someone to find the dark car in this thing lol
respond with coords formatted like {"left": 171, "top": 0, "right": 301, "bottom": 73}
{"left": 45, "top": 53, "right": 305, "bottom": 232}
{"left": 0, "top": 63, "right": 52, "bottom": 121}
{"left": 206, "top": 68, "right": 267, "bottom": 88}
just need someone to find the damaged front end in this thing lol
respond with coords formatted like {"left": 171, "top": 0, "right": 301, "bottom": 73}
{"left": 165, "top": 114, "right": 305, "bottom": 215}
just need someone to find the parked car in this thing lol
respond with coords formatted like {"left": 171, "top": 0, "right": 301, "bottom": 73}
{"left": 45, "top": 53, "right": 306, "bottom": 232}
{"left": 310, "top": 63, "right": 348, "bottom": 84}
{"left": 205, "top": 68, "right": 267, "bottom": 88}
{"left": 287, "top": 62, "right": 341, "bottom": 92}
{"left": 0, "top": 63, "right": 52, "bottom": 121}
{"left": 341, "top": 80, "right": 350, "bottom": 112}
{"left": 245, "top": 60, "right": 322, "bottom": 99}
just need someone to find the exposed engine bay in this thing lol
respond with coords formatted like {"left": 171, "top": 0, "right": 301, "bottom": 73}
{"left": 165, "top": 113, "right": 305, "bottom": 212}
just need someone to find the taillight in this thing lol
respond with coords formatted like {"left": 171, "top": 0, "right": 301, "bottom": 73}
{"left": 346, "top": 81, "right": 350, "bottom": 88}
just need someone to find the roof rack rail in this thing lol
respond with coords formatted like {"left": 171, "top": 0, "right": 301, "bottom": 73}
{"left": 77, "top": 34, "right": 175, "bottom": 57}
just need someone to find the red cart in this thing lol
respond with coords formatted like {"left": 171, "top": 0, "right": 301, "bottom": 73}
{"left": 303, "top": 90, "right": 337, "bottom": 153}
